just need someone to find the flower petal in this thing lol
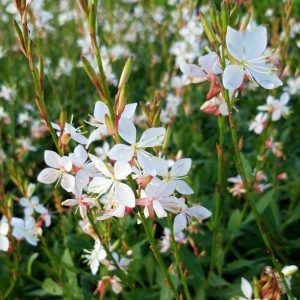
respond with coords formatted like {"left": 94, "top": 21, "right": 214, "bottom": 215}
{"left": 174, "top": 213, "right": 187, "bottom": 233}
{"left": 37, "top": 168, "right": 60, "bottom": 184}
{"left": 186, "top": 206, "right": 212, "bottom": 220}
{"left": 122, "top": 103, "right": 137, "bottom": 119}
{"left": 138, "top": 127, "right": 166, "bottom": 148}
{"left": 244, "top": 25, "right": 267, "bottom": 60}
{"left": 153, "top": 200, "right": 167, "bottom": 218}
{"left": 223, "top": 64, "right": 244, "bottom": 90}
{"left": 61, "top": 173, "right": 75, "bottom": 192}
{"left": 89, "top": 154, "right": 112, "bottom": 177}
{"left": 175, "top": 180, "right": 194, "bottom": 195}
{"left": 94, "top": 101, "right": 109, "bottom": 123}
{"left": 88, "top": 177, "right": 112, "bottom": 195}
{"left": 226, "top": 26, "right": 243, "bottom": 61}
{"left": 115, "top": 182, "right": 135, "bottom": 207}
{"left": 114, "top": 161, "right": 132, "bottom": 180}
{"left": 44, "top": 150, "right": 61, "bottom": 169}
{"left": 241, "top": 277, "right": 253, "bottom": 299}
{"left": 179, "top": 62, "right": 206, "bottom": 80}
{"left": 170, "top": 158, "right": 192, "bottom": 177}
{"left": 108, "top": 144, "right": 134, "bottom": 163}
{"left": 250, "top": 69, "right": 282, "bottom": 90}
{"left": 118, "top": 116, "right": 136, "bottom": 144}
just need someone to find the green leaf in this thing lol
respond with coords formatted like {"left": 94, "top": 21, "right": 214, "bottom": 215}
{"left": 27, "top": 253, "right": 39, "bottom": 276}
{"left": 243, "top": 190, "right": 274, "bottom": 225}
{"left": 227, "top": 209, "right": 241, "bottom": 233}
{"left": 42, "top": 278, "right": 63, "bottom": 296}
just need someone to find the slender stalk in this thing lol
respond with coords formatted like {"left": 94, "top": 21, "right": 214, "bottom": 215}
{"left": 139, "top": 213, "right": 179, "bottom": 300}
{"left": 167, "top": 216, "right": 192, "bottom": 300}
{"left": 223, "top": 90, "right": 295, "bottom": 300}
{"left": 128, "top": 176, "right": 179, "bottom": 299}
{"left": 209, "top": 115, "right": 224, "bottom": 276}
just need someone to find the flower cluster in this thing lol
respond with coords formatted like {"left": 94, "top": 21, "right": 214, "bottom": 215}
{"left": 37, "top": 100, "right": 211, "bottom": 241}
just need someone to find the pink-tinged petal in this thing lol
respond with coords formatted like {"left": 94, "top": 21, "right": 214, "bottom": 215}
{"left": 44, "top": 150, "right": 61, "bottom": 169}
{"left": 62, "top": 156, "right": 73, "bottom": 172}
{"left": 244, "top": 26, "right": 267, "bottom": 60}
{"left": 179, "top": 62, "right": 207, "bottom": 80}
{"left": 114, "top": 161, "right": 132, "bottom": 180}
{"left": 223, "top": 64, "right": 244, "bottom": 90}
{"left": 153, "top": 200, "right": 167, "bottom": 218}
{"left": 186, "top": 206, "right": 212, "bottom": 220}
{"left": 62, "top": 199, "right": 78, "bottom": 207}
{"left": 138, "top": 127, "right": 166, "bottom": 148}
{"left": 118, "top": 116, "right": 136, "bottom": 144}
{"left": 37, "top": 168, "right": 60, "bottom": 184}
{"left": 226, "top": 26, "right": 244, "bottom": 61}
{"left": 241, "top": 277, "right": 253, "bottom": 299}
{"left": 174, "top": 213, "right": 187, "bottom": 233}
{"left": 61, "top": 173, "right": 75, "bottom": 192}
{"left": 250, "top": 69, "right": 282, "bottom": 90}
{"left": 88, "top": 177, "right": 112, "bottom": 195}
{"left": 108, "top": 144, "right": 134, "bottom": 163}
{"left": 170, "top": 158, "right": 192, "bottom": 177}
{"left": 122, "top": 103, "right": 137, "bottom": 119}
{"left": 89, "top": 154, "right": 112, "bottom": 177}
{"left": 115, "top": 182, "right": 135, "bottom": 208}
{"left": 94, "top": 101, "right": 109, "bottom": 123}
{"left": 79, "top": 204, "right": 87, "bottom": 219}
{"left": 175, "top": 180, "right": 194, "bottom": 195}
{"left": 0, "top": 236, "right": 9, "bottom": 251}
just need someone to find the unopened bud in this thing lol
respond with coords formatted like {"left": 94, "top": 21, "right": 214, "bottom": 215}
{"left": 118, "top": 57, "right": 133, "bottom": 89}
{"left": 104, "top": 114, "right": 115, "bottom": 136}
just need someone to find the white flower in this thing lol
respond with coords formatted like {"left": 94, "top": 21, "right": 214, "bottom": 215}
{"left": 0, "top": 85, "right": 16, "bottom": 101}
{"left": 69, "top": 145, "right": 96, "bottom": 188}
{"left": 156, "top": 158, "right": 194, "bottom": 195}
{"left": 0, "top": 216, "right": 9, "bottom": 252}
{"left": 83, "top": 239, "right": 107, "bottom": 275}
{"left": 137, "top": 181, "right": 186, "bottom": 219}
{"left": 62, "top": 185, "right": 95, "bottom": 219}
{"left": 105, "top": 252, "right": 131, "bottom": 272}
{"left": 88, "top": 155, "right": 135, "bottom": 208}
{"left": 108, "top": 122, "right": 166, "bottom": 170}
{"left": 223, "top": 25, "right": 282, "bottom": 90}
{"left": 37, "top": 150, "right": 75, "bottom": 192}
{"left": 173, "top": 206, "right": 211, "bottom": 233}
{"left": 159, "top": 227, "right": 187, "bottom": 253}
{"left": 20, "top": 196, "right": 46, "bottom": 216}
{"left": 240, "top": 277, "right": 253, "bottom": 300}
{"left": 11, "top": 216, "right": 42, "bottom": 246}
{"left": 52, "top": 122, "right": 88, "bottom": 145}
{"left": 95, "top": 142, "right": 110, "bottom": 160}
{"left": 179, "top": 52, "right": 222, "bottom": 84}
{"left": 249, "top": 113, "right": 268, "bottom": 134}
{"left": 258, "top": 92, "right": 290, "bottom": 121}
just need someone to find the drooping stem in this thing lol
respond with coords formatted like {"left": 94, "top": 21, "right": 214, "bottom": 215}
{"left": 167, "top": 216, "right": 192, "bottom": 300}
{"left": 223, "top": 90, "right": 295, "bottom": 300}
{"left": 209, "top": 115, "right": 225, "bottom": 276}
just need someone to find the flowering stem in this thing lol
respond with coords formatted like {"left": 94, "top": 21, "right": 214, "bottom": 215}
{"left": 223, "top": 90, "right": 295, "bottom": 300}
{"left": 209, "top": 115, "right": 225, "bottom": 276}
{"left": 167, "top": 216, "right": 192, "bottom": 300}
{"left": 128, "top": 176, "right": 179, "bottom": 299}
{"left": 139, "top": 213, "right": 179, "bottom": 300}
{"left": 86, "top": 212, "right": 133, "bottom": 289}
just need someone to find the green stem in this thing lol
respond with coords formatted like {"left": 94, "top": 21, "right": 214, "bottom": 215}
{"left": 223, "top": 90, "right": 295, "bottom": 300}
{"left": 209, "top": 115, "right": 225, "bottom": 276}
{"left": 167, "top": 216, "right": 192, "bottom": 300}
{"left": 139, "top": 213, "right": 179, "bottom": 300}
{"left": 128, "top": 176, "right": 179, "bottom": 299}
